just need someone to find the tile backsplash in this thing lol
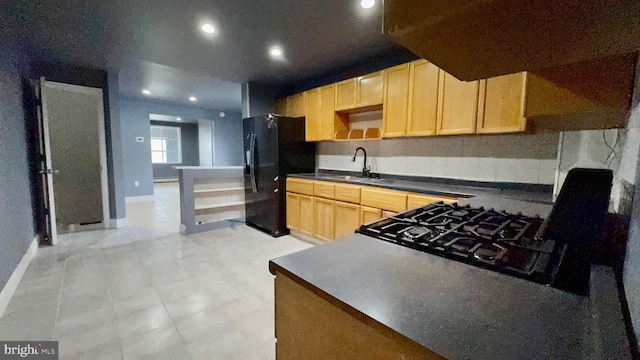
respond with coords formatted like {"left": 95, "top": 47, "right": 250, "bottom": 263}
{"left": 317, "top": 132, "right": 560, "bottom": 185}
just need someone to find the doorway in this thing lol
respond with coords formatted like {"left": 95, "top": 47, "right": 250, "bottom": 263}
{"left": 39, "top": 80, "right": 110, "bottom": 244}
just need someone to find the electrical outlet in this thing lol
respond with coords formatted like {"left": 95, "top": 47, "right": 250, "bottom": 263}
{"left": 134, "top": 181, "right": 139, "bottom": 187}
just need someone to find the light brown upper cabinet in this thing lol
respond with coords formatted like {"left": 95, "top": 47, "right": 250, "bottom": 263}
{"left": 288, "top": 93, "right": 306, "bottom": 118}
{"left": 436, "top": 72, "right": 480, "bottom": 135}
{"left": 275, "top": 97, "right": 288, "bottom": 116}
{"left": 357, "top": 71, "right": 384, "bottom": 107}
{"left": 382, "top": 64, "right": 410, "bottom": 138}
{"left": 477, "top": 72, "right": 527, "bottom": 134}
{"left": 320, "top": 85, "right": 347, "bottom": 141}
{"left": 335, "top": 79, "right": 358, "bottom": 111}
{"left": 407, "top": 60, "right": 440, "bottom": 136}
{"left": 304, "top": 88, "right": 321, "bottom": 141}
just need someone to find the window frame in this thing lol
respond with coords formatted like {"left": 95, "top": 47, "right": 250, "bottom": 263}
{"left": 150, "top": 125, "right": 182, "bottom": 164}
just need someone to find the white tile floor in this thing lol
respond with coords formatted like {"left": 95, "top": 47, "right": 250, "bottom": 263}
{"left": 0, "top": 183, "right": 313, "bottom": 359}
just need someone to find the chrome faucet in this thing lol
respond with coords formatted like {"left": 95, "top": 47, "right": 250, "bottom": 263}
{"left": 351, "top": 147, "right": 371, "bottom": 178}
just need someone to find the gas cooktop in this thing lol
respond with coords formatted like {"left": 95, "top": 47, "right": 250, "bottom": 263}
{"left": 357, "top": 202, "right": 567, "bottom": 285}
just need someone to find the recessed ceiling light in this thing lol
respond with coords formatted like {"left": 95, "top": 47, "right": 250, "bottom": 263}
{"left": 142, "top": 89, "right": 151, "bottom": 95}
{"left": 201, "top": 23, "right": 215, "bottom": 34}
{"left": 176, "top": 117, "right": 182, "bottom": 121}
{"left": 189, "top": 96, "right": 197, "bottom": 102}
{"left": 219, "top": 112, "right": 226, "bottom": 118}
{"left": 360, "top": 0, "right": 375, "bottom": 9}
{"left": 269, "top": 47, "right": 283, "bottom": 58}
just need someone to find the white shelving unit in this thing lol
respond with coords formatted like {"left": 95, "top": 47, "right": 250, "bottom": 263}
{"left": 175, "top": 166, "right": 245, "bottom": 235}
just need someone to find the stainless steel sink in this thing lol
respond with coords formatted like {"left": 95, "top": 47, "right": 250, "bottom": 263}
{"left": 319, "top": 175, "right": 394, "bottom": 184}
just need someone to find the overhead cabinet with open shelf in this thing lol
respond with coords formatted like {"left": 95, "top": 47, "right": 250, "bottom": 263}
{"left": 275, "top": 53, "right": 635, "bottom": 142}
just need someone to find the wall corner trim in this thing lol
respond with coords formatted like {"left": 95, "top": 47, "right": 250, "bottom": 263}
{"left": 0, "top": 236, "right": 38, "bottom": 318}
{"left": 124, "top": 195, "right": 155, "bottom": 203}
{"left": 109, "top": 218, "right": 128, "bottom": 228}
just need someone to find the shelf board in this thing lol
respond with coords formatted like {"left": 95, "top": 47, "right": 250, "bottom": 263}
{"left": 195, "top": 201, "right": 245, "bottom": 211}
{"left": 194, "top": 187, "right": 245, "bottom": 194}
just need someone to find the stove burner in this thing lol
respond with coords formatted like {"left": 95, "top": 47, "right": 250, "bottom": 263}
{"left": 446, "top": 237, "right": 478, "bottom": 256}
{"left": 473, "top": 244, "right": 507, "bottom": 263}
{"left": 403, "top": 226, "right": 431, "bottom": 241}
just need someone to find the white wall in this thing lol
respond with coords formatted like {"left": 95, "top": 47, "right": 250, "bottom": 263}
{"left": 317, "top": 132, "right": 559, "bottom": 184}
{"left": 198, "top": 119, "right": 214, "bottom": 166}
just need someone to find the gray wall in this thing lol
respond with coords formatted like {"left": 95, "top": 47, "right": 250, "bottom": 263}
{"left": 150, "top": 120, "right": 199, "bottom": 179}
{"left": 120, "top": 98, "right": 242, "bottom": 197}
{"left": 0, "top": 49, "right": 35, "bottom": 291}
{"left": 623, "top": 59, "right": 640, "bottom": 349}
{"left": 625, "top": 156, "right": 640, "bottom": 348}
{"left": 214, "top": 112, "right": 243, "bottom": 166}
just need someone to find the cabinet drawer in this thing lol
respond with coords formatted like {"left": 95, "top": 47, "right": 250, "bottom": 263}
{"left": 361, "top": 188, "right": 407, "bottom": 212}
{"left": 334, "top": 183, "right": 361, "bottom": 203}
{"left": 407, "top": 193, "right": 458, "bottom": 209}
{"left": 286, "top": 178, "right": 314, "bottom": 195}
{"left": 313, "top": 181, "right": 335, "bottom": 199}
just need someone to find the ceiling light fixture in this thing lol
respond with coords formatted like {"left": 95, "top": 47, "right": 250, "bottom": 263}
{"left": 176, "top": 117, "right": 182, "bottom": 121}
{"left": 201, "top": 23, "right": 215, "bottom": 34}
{"left": 219, "top": 112, "right": 226, "bottom": 118}
{"left": 142, "top": 89, "right": 151, "bottom": 95}
{"left": 269, "top": 47, "right": 283, "bottom": 58}
{"left": 189, "top": 96, "right": 197, "bottom": 102}
{"left": 360, "top": 0, "right": 375, "bottom": 9}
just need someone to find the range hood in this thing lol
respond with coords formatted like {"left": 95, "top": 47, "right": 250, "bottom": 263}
{"left": 383, "top": 0, "right": 640, "bottom": 81}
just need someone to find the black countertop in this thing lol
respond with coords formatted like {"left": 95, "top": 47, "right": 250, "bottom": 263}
{"left": 269, "top": 235, "right": 590, "bottom": 360}
{"left": 289, "top": 172, "right": 554, "bottom": 217}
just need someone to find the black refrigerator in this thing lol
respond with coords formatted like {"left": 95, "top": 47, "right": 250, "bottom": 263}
{"left": 243, "top": 114, "right": 316, "bottom": 237}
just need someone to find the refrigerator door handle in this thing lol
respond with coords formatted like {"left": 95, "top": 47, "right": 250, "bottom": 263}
{"left": 250, "top": 134, "right": 258, "bottom": 193}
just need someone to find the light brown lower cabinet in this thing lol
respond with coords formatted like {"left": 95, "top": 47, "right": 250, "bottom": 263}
{"left": 334, "top": 201, "right": 361, "bottom": 239}
{"left": 361, "top": 206, "right": 383, "bottom": 225}
{"left": 275, "top": 273, "right": 444, "bottom": 359}
{"left": 299, "top": 195, "right": 314, "bottom": 237}
{"left": 286, "top": 193, "right": 299, "bottom": 231}
{"left": 313, "top": 198, "right": 335, "bottom": 241}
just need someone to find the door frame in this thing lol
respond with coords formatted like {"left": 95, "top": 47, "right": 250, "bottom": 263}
{"left": 41, "top": 80, "right": 111, "bottom": 241}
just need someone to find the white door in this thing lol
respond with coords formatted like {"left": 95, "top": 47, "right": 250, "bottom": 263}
{"left": 39, "top": 78, "right": 110, "bottom": 244}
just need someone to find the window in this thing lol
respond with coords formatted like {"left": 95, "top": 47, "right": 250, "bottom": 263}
{"left": 150, "top": 125, "right": 182, "bottom": 164}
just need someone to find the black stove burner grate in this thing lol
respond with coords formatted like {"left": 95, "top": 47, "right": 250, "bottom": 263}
{"left": 357, "top": 203, "right": 563, "bottom": 285}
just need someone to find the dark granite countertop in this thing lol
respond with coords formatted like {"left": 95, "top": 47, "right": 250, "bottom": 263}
{"left": 270, "top": 235, "right": 590, "bottom": 360}
{"left": 289, "top": 171, "right": 554, "bottom": 217}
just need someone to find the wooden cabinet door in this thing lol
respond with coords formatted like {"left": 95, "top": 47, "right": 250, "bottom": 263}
{"left": 383, "top": 64, "right": 410, "bottom": 138}
{"left": 357, "top": 71, "right": 384, "bottom": 107}
{"left": 436, "top": 72, "right": 480, "bottom": 135}
{"left": 286, "top": 193, "right": 299, "bottom": 231}
{"left": 298, "top": 195, "right": 314, "bottom": 237}
{"left": 305, "top": 89, "right": 321, "bottom": 141}
{"left": 313, "top": 198, "right": 335, "bottom": 241}
{"left": 361, "top": 206, "right": 382, "bottom": 225}
{"left": 334, "top": 201, "right": 361, "bottom": 240}
{"left": 335, "top": 79, "right": 357, "bottom": 111}
{"left": 477, "top": 72, "right": 527, "bottom": 134}
{"left": 275, "top": 97, "right": 289, "bottom": 116}
{"left": 288, "top": 93, "right": 306, "bottom": 118}
{"left": 320, "top": 84, "right": 342, "bottom": 140}
{"left": 407, "top": 60, "right": 440, "bottom": 136}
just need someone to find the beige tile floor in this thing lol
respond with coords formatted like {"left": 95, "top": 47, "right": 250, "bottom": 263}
{"left": 0, "top": 183, "right": 313, "bottom": 359}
